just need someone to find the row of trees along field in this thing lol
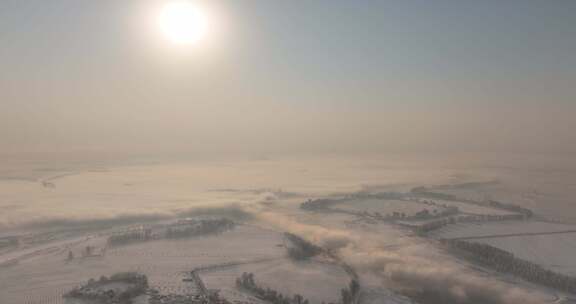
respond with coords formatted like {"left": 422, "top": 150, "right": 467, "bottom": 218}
{"left": 107, "top": 218, "right": 235, "bottom": 246}
{"left": 445, "top": 239, "right": 576, "bottom": 293}
{"left": 166, "top": 218, "right": 235, "bottom": 239}
{"left": 415, "top": 213, "right": 527, "bottom": 235}
{"left": 284, "top": 232, "right": 323, "bottom": 260}
{"left": 236, "top": 272, "right": 359, "bottom": 304}
{"left": 410, "top": 187, "right": 534, "bottom": 217}
{"left": 65, "top": 272, "right": 148, "bottom": 304}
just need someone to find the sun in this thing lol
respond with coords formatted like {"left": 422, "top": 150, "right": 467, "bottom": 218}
{"left": 159, "top": 1, "right": 208, "bottom": 44}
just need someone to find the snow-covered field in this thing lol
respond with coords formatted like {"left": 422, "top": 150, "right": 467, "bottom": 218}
{"left": 426, "top": 199, "right": 516, "bottom": 216}
{"left": 475, "top": 233, "right": 576, "bottom": 276}
{"left": 202, "top": 259, "right": 350, "bottom": 304}
{"left": 429, "top": 220, "right": 576, "bottom": 240}
{"left": 334, "top": 198, "right": 444, "bottom": 216}
{"left": 430, "top": 174, "right": 576, "bottom": 224}
{"left": 0, "top": 224, "right": 352, "bottom": 304}
{"left": 430, "top": 219, "right": 576, "bottom": 278}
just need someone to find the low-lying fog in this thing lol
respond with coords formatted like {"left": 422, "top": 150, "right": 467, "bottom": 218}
{"left": 1, "top": 153, "right": 574, "bottom": 231}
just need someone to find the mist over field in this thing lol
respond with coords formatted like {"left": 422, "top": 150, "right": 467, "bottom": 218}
{"left": 1, "top": 153, "right": 575, "bottom": 229}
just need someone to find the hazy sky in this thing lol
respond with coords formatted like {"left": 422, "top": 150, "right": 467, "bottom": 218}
{"left": 1, "top": 0, "right": 575, "bottom": 157}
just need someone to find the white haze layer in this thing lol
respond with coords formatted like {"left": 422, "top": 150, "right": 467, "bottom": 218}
{"left": 1, "top": 154, "right": 575, "bottom": 229}
{"left": 0, "top": 154, "right": 574, "bottom": 303}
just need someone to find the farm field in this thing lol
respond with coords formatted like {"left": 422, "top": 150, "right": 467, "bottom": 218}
{"left": 429, "top": 176, "right": 576, "bottom": 224}
{"left": 429, "top": 220, "right": 576, "bottom": 240}
{"left": 0, "top": 224, "right": 350, "bottom": 304}
{"left": 426, "top": 199, "right": 517, "bottom": 216}
{"left": 474, "top": 233, "right": 576, "bottom": 276}
{"left": 334, "top": 198, "right": 444, "bottom": 216}
{"left": 202, "top": 259, "right": 350, "bottom": 304}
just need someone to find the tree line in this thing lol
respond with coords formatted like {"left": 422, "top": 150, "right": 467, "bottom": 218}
{"left": 236, "top": 272, "right": 360, "bottom": 304}
{"left": 410, "top": 187, "right": 533, "bottom": 218}
{"left": 414, "top": 213, "right": 527, "bottom": 235}
{"left": 444, "top": 239, "right": 576, "bottom": 293}
{"left": 107, "top": 218, "right": 235, "bottom": 246}
{"left": 284, "top": 232, "right": 323, "bottom": 260}
{"left": 300, "top": 192, "right": 405, "bottom": 211}
{"left": 166, "top": 218, "right": 235, "bottom": 239}
{"left": 65, "top": 272, "right": 149, "bottom": 304}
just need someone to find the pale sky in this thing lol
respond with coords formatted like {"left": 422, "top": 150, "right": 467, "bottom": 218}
{"left": 1, "top": 0, "right": 575, "bottom": 157}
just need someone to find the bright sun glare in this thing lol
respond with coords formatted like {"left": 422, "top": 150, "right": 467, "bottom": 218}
{"left": 159, "top": 1, "right": 208, "bottom": 44}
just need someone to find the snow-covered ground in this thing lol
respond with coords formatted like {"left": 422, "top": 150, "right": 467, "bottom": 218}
{"left": 202, "top": 259, "right": 350, "bottom": 304}
{"left": 0, "top": 224, "right": 352, "bottom": 304}
{"left": 475, "top": 233, "right": 576, "bottom": 276}
{"left": 427, "top": 199, "right": 516, "bottom": 216}
{"left": 334, "top": 198, "right": 444, "bottom": 216}
{"left": 430, "top": 219, "right": 576, "bottom": 278}
{"left": 1, "top": 156, "right": 575, "bottom": 304}
{"left": 429, "top": 220, "right": 576, "bottom": 240}
{"left": 429, "top": 173, "right": 576, "bottom": 224}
